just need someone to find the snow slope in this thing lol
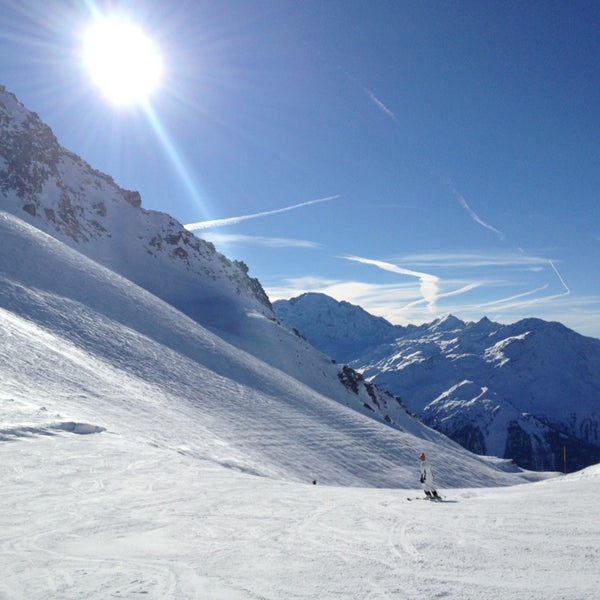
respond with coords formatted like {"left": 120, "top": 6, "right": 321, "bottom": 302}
{"left": 2, "top": 382, "right": 599, "bottom": 598}
{"left": 1, "top": 211, "right": 532, "bottom": 488}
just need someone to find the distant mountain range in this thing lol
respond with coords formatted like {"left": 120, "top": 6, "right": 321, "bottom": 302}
{"left": 274, "top": 293, "right": 600, "bottom": 472}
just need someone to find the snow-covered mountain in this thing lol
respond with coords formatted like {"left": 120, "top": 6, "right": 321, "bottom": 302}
{"left": 274, "top": 293, "right": 600, "bottom": 472}
{"left": 0, "top": 84, "right": 541, "bottom": 487}
{"left": 274, "top": 291, "right": 405, "bottom": 363}
{"left": 0, "top": 84, "right": 409, "bottom": 437}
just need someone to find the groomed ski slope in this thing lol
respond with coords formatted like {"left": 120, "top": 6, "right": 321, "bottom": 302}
{"left": 1, "top": 430, "right": 598, "bottom": 600}
{"left": 1, "top": 211, "right": 598, "bottom": 598}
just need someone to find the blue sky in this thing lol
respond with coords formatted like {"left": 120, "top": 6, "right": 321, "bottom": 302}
{"left": 1, "top": 1, "right": 599, "bottom": 337}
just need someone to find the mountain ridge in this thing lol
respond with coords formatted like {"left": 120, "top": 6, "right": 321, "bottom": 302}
{"left": 0, "top": 84, "right": 272, "bottom": 320}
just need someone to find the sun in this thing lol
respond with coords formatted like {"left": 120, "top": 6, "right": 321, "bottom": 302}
{"left": 82, "top": 16, "right": 163, "bottom": 107}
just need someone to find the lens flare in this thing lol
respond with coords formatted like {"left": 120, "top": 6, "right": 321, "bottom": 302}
{"left": 82, "top": 16, "right": 162, "bottom": 106}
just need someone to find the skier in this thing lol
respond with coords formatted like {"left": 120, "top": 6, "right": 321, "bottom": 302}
{"left": 419, "top": 452, "right": 440, "bottom": 499}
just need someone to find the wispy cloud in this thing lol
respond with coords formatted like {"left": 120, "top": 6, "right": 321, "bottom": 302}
{"left": 340, "top": 255, "right": 440, "bottom": 312}
{"left": 392, "top": 252, "right": 571, "bottom": 311}
{"left": 201, "top": 232, "right": 320, "bottom": 249}
{"left": 449, "top": 185, "right": 505, "bottom": 240}
{"left": 401, "top": 282, "right": 480, "bottom": 311}
{"left": 394, "top": 251, "right": 549, "bottom": 269}
{"left": 185, "top": 195, "right": 339, "bottom": 231}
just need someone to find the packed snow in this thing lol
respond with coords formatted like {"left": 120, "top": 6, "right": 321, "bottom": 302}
{"left": 2, "top": 428, "right": 599, "bottom": 600}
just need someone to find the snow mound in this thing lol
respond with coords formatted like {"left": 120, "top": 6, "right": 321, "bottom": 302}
{"left": 0, "top": 421, "right": 105, "bottom": 441}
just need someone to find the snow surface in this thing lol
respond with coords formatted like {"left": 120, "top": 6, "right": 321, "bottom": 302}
{"left": 2, "top": 431, "right": 599, "bottom": 600}
{"left": 2, "top": 211, "right": 599, "bottom": 599}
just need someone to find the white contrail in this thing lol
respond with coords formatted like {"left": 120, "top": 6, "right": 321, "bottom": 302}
{"left": 475, "top": 260, "right": 569, "bottom": 313}
{"left": 341, "top": 255, "right": 440, "bottom": 310}
{"left": 397, "top": 251, "right": 549, "bottom": 269}
{"left": 363, "top": 87, "right": 400, "bottom": 125}
{"left": 448, "top": 182, "right": 504, "bottom": 240}
{"left": 456, "top": 193, "right": 505, "bottom": 239}
{"left": 477, "top": 284, "right": 550, "bottom": 309}
{"left": 185, "top": 195, "right": 339, "bottom": 231}
{"left": 548, "top": 259, "right": 570, "bottom": 295}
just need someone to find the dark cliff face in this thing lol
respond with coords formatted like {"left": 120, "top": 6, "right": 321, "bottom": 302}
{"left": 452, "top": 424, "right": 487, "bottom": 456}
{"left": 501, "top": 422, "right": 600, "bottom": 473}
{"left": 0, "top": 86, "right": 138, "bottom": 245}
{"left": 0, "top": 110, "right": 59, "bottom": 203}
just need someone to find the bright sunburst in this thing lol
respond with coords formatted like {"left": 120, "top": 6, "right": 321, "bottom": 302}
{"left": 82, "top": 16, "right": 163, "bottom": 107}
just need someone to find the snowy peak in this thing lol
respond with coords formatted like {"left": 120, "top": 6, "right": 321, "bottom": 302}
{"left": 426, "top": 314, "right": 466, "bottom": 333}
{"left": 273, "top": 292, "right": 404, "bottom": 363}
